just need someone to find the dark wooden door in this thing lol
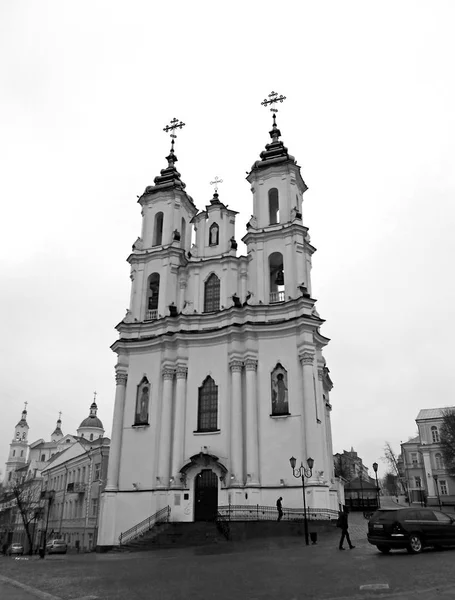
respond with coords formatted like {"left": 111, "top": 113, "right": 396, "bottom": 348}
{"left": 194, "top": 470, "right": 218, "bottom": 521}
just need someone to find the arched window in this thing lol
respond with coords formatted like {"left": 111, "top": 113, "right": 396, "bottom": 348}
{"left": 153, "top": 212, "right": 164, "bottom": 246}
{"left": 269, "top": 188, "right": 279, "bottom": 224}
{"left": 146, "top": 272, "right": 160, "bottom": 320}
{"left": 269, "top": 251, "right": 285, "bottom": 303}
{"left": 181, "top": 217, "right": 186, "bottom": 248}
{"left": 197, "top": 376, "right": 218, "bottom": 432}
{"left": 431, "top": 426, "right": 440, "bottom": 443}
{"left": 209, "top": 223, "right": 219, "bottom": 246}
{"left": 41, "top": 454, "right": 45, "bottom": 461}
{"left": 435, "top": 453, "right": 443, "bottom": 469}
{"left": 12, "top": 450, "right": 15, "bottom": 457}
{"left": 90, "top": 433, "right": 93, "bottom": 441}
{"left": 204, "top": 273, "right": 220, "bottom": 312}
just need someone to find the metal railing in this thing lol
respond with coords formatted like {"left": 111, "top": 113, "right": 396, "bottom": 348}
{"left": 269, "top": 291, "right": 285, "bottom": 303}
{"left": 217, "top": 504, "right": 338, "bottom": 522}
{"left": 145, "top": 309, "right": 158, "bottom": 321}
{"left": 215, "top": 511, "right": 230, "bottom": 540}
{"left": 119, "top": 506, "right": 170, "bottom": 546}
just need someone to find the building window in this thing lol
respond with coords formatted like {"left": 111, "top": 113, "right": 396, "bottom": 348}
{"left": 21, "top": 450, "right": 24, "bottom": 457}
{"left": 204, "top": 273, "right": 220, "bottom": 312}
{"left": 410, "top": 453, "right": 418, "bottom": 466}
{"left": 209, "top": 223, "right": 219, "bottom": 246}
{"left": 439, "top": 480, "right": 448, "bottom": 495}
{"left": 91, "top": 498, "right": 98, "bottom": 516}
{"left": 431, "top": 426, "right": 440, "bottom": 443}
{"left": 435, "top": 453, "right": 443, "bottom": 469}
{"left": 41, "top": 454, "right": 45, "bottom": 462}
{"left": 90, "top": 434, "right": 93, "bottom": 441}
{"left": 12, "top": 450, "right": 15, "bottom": 457}
{"left": 145, "top": 273, "right": 160, "bottom": 320}
{"left": 94, "top": 463, "right": 101, "bottom": 480}
{"left": 153, "top": 212, "right": 164, "bottom": 246}
{"left": 197, "top": 376, "right": 218, "bottom": 432}
{"left": 415, "top": 476, "right": 421, "bottom": 488}
{"left": 269, "top": 251, "right": 285, "bottom": 303}
{"left": 181, "top": 217, "right": 187, "bottom": 248}
{"left": 268, "top": 188, "right": 279, "bottom": 224}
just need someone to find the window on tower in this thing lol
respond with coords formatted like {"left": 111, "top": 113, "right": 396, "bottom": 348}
{"left": 209, "top": 223, "right": 219, "bottom": 246}
{"left": 145, "top": 273, "right": 160, "bottom": 320}
{"left": 197, "top": 376, "right": 219, "bottom": 432}
{"left": 153, "top": 212, "right": 164, "bottom": 246}
{"left": 269, "top": 188, "right": 279, "bottom": 224}
{"left": 269, "top": 252, "right": 285, "bottom": 303}
{"left": 181, "top": 217, "right": 186, "bottom": 248}
{"left": 204, "top": 273, "right": 220, "bottom": 312}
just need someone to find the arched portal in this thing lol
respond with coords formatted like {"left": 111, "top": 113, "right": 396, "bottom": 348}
{"left": 194, "top": 469, "right": 218, "bottom": 521}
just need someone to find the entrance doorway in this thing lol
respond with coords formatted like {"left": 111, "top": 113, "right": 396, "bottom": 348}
{"left": 194, "top": 469, "right": 218, "bottom": 521}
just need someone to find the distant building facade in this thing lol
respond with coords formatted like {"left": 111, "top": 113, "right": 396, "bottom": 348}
{"left": 401, "top": 407, "right": 455, "bottom": 508}
{"left": 334, "top": 448, "right": 370, "bottom": 482}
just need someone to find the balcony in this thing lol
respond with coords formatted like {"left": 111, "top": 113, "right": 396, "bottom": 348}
{"left": 269, "top": 291, "right": 285, "bottom": 304}
{"left": 145, "top": 309, "right": 158, "bottom": 321}
{"left": 66, "top": 482, "right": 87, "bottom": 494}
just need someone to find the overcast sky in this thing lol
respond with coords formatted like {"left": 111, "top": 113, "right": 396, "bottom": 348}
{"left": 1, "top": 1, "right": 455, "bottom": 481}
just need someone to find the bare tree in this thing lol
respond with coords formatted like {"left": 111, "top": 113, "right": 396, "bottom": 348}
{"left": 382, "top": 441, "right": 401, "bottom": 476}
{"left": 10, "top": 478, "right": 42, "bottom": 555}
{"left": 440, "top": 409, "right": 455, "bottom": 476}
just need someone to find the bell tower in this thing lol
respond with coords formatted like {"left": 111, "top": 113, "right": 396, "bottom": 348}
{"left": 4, "top": 403, "right": 29, "bottom": 485}
{"left": 243, "top": 92, "right": 315, "bottom": 305}
{"left": 127, "top": 119, "right": 198, "bottom": 322}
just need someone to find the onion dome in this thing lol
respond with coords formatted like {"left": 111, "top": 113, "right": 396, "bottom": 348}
{"left": 79, "top": 401, "right": 104, "bottom": 430}
{"left": 51, "top": 415, "right": 64, "bottom": 441}
{"left": 16, "top": 406, "right": 28, "bottom": 428}
{"left": 249, "top": 114, "right": 299, "bottom": 174}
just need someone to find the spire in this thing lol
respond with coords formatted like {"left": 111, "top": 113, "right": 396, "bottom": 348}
{"left": 209, "top": 176, "right": 223, "bottom": 205}
{"left": 52, "top": 412, "right": 63, "bottom": 437}
{"left": 255, "top": 91, "right": 292, "bottom": 166}
{"left": 141, "top": 118, "right": 189, "bottom": 196}
{"left": 16, "top": 401, "right": 28, "bottom": 427}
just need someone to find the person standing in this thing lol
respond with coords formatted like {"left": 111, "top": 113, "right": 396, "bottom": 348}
{"left": 338, "top": 507, "right": 355, "bottom": 550}
{"left": 276, "top": 497, "right": 283, "bottom": 522}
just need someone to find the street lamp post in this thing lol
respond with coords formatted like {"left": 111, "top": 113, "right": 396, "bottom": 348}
{"left": 359, "top": 471, "right": 364, "bottom": 510}
{"left": 289, "top": 456, "right": 314, "bottom": 546}
{"left": 372, "top": 462, "right": 380, "bottom": 509}
{"left": 433, "top": 475, "right": 442, "bottom": 510}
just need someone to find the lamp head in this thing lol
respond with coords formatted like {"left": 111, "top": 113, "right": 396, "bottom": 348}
{"left": 373, "top": 462, "right": 378, "bottom": 473}
{"left": 289, "top": 456, "right": 296, "bottom": 470}
{"left": 307, "top": 457, "right": 314, "bottom": 470}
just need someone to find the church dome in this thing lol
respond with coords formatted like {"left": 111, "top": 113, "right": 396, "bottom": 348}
{"left": 79, "top": 415, "right": 104, "bottom": 429}
{"left": 77, "top": 400, "right": 105, "bottom": 439}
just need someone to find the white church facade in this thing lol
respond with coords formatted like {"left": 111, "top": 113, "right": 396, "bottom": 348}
{"left": 98, "top": 108, "right": 338, "bottom": 549}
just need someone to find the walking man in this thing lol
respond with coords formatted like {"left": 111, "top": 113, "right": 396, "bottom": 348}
{"left": 338, "top": 507, "right": 355, "bottom": 550}
{"left": 276, "top": 496, "right": 283, "bottom": 522}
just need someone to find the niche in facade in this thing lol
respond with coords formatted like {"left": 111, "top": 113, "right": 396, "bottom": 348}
{"left": 209, "top": 223, "right": 219, "bottom": 246}
{"left": 135, "top": 377, "right": 150, "bottom": 426}
{"left": 271, "top": 363, "right": 289, "bottom": 416}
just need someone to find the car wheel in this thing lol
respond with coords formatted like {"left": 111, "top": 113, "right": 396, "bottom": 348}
{"left": 407, "top": 534, "right": 423, "bottom": 554}
{"left": 377, "top": 545, "right": 391, "bottom": 554}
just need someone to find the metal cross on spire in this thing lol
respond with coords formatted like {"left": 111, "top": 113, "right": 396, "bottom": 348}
{"left": 23, "top": 401, "right": 28, "bottom": 411}
{"left": 93, "top": 391, "right": 97, "bottom": 402}
{"left": 261, "top": 91, "right": 286, "bottom": 113}
{"left": 58, "top": 411, "right": 62, "bottom": 420}
{"left": 163, "top": 118, "right": 186, "bottom": 153}
{"left": 210, "top": 176, "right": 223, "bottom": 193}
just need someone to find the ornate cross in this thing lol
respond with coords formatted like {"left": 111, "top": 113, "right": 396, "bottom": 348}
{"left": 210, "top": 176, "right": 223, "bottom": 193}
{"left": 58, "top": 411, "right": 62, "bottom": 420}
{"left": 93, "top": 391, "right": 97, "bottom": 402}
{"left": 163, "top": 118, "right": 186, "bottom": 139}
{"left": 261, "top": 91, "right": 286, "bottom": 113}
{"left": 23, "top": 401, "right": 28, "bottom": 411}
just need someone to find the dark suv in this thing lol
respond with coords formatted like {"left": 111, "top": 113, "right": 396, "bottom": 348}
{"left": 368, "top": 507, "right": 455, "bottom": 554}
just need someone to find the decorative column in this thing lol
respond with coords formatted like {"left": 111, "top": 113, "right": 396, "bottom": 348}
{"left": 157, "top": 367, "right": 175, "bottom": 487}
{"left": 317, "top": 367, "right": 329, "bottom": 480}
{"left": 245, "top": 358, "right": 259, "bottom": 485}
{"left": 105, "top": 370, "right": 128, "bottom": 492}
{"left": 171, "top": 366, "right": 188, "bottom": 487}
{"left": 299, "top": 350, "right": 320, "bottom": 467}
{"left": 229, "top": 360, "right": 244, "bottom": 485}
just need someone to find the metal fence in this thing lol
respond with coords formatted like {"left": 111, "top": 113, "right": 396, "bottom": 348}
{"left": 217, "top": 505, "right": 338, "bottom": 522}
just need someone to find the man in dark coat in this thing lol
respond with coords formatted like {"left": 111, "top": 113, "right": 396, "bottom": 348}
{"left": 276, "top": 497, "right": 283, "bottom": 522}
{"left": 338, "top": 507, "right": 355, "bottom": 550}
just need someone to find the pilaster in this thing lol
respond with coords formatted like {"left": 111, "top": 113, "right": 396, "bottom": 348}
{"left": 105, "top": 369, "right": 128, "bottom": 492}
{"left": 157, "top": 367, "right": 175, "bottom": 487}
{"left": 229, "top": 359, "right": 244, "bottom": 485}
{"left": 171, "top": 365, "right": 188, "bottom": 486}
{"left": 245, "top": 357, "right": 259, "bottom": 486}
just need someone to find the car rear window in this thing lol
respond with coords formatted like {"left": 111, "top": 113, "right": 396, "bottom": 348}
{"left": 370, "top": 509, "right": 400, "bottom": 523}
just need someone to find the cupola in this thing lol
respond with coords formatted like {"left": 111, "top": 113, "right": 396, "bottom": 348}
{"left": 77, "top": 397, "right": 105, "bottom": 441}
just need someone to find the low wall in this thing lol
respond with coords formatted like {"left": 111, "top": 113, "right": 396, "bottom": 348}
{"left": 227, "top": 520, "right": 336, "bottom": 542}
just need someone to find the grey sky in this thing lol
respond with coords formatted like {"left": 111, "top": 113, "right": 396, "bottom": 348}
{"left": 1, "top": 1, "right": 454, "bottom": 479}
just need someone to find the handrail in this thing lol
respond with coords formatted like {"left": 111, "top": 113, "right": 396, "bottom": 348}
{"left": 215, "top": 511, "right": 230, "bottom": 540}
{"left": 119, "top": 506, "right": 170, "bottom": 546}
{"left": 217, "top": 504, "right": 339, "bottom": 522}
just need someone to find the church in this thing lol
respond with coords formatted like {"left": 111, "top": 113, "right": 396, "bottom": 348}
{"left": 98, "top": 97, "right": 338, "bottom": 549}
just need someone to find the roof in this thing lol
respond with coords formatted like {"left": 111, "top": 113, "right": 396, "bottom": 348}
{"left": 79, "top": 416, "right": 104, "bottom": 429}
{"left": 402, "top": 436, "right": 420, "bottom": 445}
{"left": 344, "top": 477, "right": 377, "bottom": 490}
{"left": 416, "top": 407, "right": 455, "bottom": 421}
